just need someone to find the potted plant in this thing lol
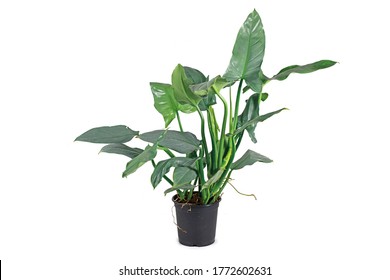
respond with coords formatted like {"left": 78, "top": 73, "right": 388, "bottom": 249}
{"left": 75, "top": 9, "right": 336, "bottom": 246}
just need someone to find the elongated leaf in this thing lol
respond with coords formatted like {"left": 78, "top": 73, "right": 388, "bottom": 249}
{"left": 164, "top": 184, "right": 196, "bottom": 196}
{"left": 270, "top": 60, "right": 337, "bottom": 81}
{"left": 238, "top": 93, "right": 261, "bottom": 143}
{"left": 231, "top": 149, "right": 272, "bottom": 170}
{"left": 200, "top": 169, "right": 225, "bottom": 191}
{"left": 184, "top": 66, "right": 207, "bottom": 84}
{"left": 150, "top": 82, "right": 178, "bottom": 127}
{"left": 100, "top": 144, "right": 143, "bottom": 158}
{"left": 173, "top": 166, "right": 197, "bottom": 187}
{"left": 139, "top": 130, "right": 200, "bottom": 154}
{"left": 172, "top": 64, "right": 201, "bottom": 107}
{"left": 223, "top": 9, "right": 265, "bottom": 89}
{"left": 151, "top": 157, "right": 197, "bottom": 188}
{"left": 122, "top": 145, "right": 158, "bottom": 177}
{"left": 75, "top": 125, "right": 139, "bottom": 143}
{"left": 234, "top": 108, "right": 287, "bottom": 136}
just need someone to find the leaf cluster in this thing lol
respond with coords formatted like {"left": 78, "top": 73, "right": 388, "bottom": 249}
{"left": 75, "top": 10, "right": 336, "bottom": 204}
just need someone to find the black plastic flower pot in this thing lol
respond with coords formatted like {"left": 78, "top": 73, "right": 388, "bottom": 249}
{"left": 172, "top": 194, "right": 221, "bottom": 247}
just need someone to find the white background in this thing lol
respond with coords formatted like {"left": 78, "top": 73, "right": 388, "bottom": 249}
{"left": 1, "top": 0, "right": 389, "bottom": 279}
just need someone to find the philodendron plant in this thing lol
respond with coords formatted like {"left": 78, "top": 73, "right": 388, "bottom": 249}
{"left": 75, "top": 10, "right": 336, "bottom": 205}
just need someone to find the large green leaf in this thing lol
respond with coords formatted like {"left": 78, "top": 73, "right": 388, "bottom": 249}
{"left": 173, "top": 166, "right": 198, "bottom": 187}
{"left": 151, "top": 157, "right": 197, "bottom": 188}
{"left": 75, "top": 125, "right": 139, "bottom": 143}
{"left": 270, "top": 60, "right": 337, "bottom": 81}
{"left": 183, "top": 66, "right": 210, "bottom": 111}
{"left": 149, "top": 82, "right": 196, "bottom": 126}
{"left": 198, "top": 90, "right": 217, "bottom": 111}
{"left": 122, "top": 145, "right": 158, "bottom": 178}
{"left": 172, "top": 64, "right": 201, "bottom": 107}
{"left": 223, "top": 9, "right": 265, "bottom": 90}
{"left": 184, "top": 66, "right": 207, "bottom": 84}
{"left": 100, "top": 144, "right": 143, "bottom": 158}
{"left": 231, "top": 149, "right": 272, "bottom": 170}
{"left": 233, "top": 108, "right": 288, "bottom": 136}
{"left": 150, "top": 82, "right": 179, "bottom": 127}
{"left": 139, "top": 130, "right": 200, "bottom": 154}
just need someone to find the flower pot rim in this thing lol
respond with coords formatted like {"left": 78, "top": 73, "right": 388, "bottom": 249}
{"left": 172, "top": 193, "right": 221, "bottom": 207}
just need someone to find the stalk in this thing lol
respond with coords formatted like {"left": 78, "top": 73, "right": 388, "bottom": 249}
{"left": 229, "top": 86, "right": 233, "bottom": 132}
{"left": 160, "top": 147, "right": 175, "bottom": 158}
{"left": 215, "top": 90, "right": 229, "bottom": 168}
{"left": 196, "top": 107, "right": 209, "bottom": 167}
{"left": 151, "top": 160, "right": 173, "bottom": 186}
{"left": 176, "top": 111, "right": 184, "bottom": 132}
{"left": 233, "top": 79, "right": 244, "bottom": 130}
{"left": 207, "top": 108, "right": 219, "bottom": 175}
{"left": 186, "top": 188, "right": 193, "bottom": 201}
{"left": 211, "top": 170, "right": 232, "bottom": 203}
{"left": 210, "top": 134, "right": 237, "bottom": 199}
{"left": 196, "top": 107, "right": 208, "bottom": 201}
{"left": 175, "top": 112, "right": 184, "bottom": 199}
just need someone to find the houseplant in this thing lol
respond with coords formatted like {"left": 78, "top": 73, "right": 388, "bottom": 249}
{"left": 75, "top": 9, "right": 336, "bottom": 246}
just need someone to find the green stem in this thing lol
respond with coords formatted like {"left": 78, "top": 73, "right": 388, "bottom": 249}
{"left": 215, "top": 90, "right": 229, "bottom": 168}
{"left": 176, "top": 111, "right": 184, "bottom": 132}
{"left": 151, "top": 160, "right": 174, "bottom": 186}
{"left": 186, "top": 188, "right": 193, "bottom": 201}
{"left": 211, "top": 133, "right": 237, "bottom": 197}
{"left": 235, "top": 132, "right": 244, "bottom": 150}
{"left": 207, "top": 108, "right": 218, "bottom": 175}
{"left": 229, "top": 86, "right": 233, "bottom": 132}
{"left": 233, "top": 79, "right": 244, "bottom": 130}
{"left": 160, "top": 147, "right": 175, "bottom": 158}
{"left": 177, "top": 189, "right": 185, "bottom": 200}
{"left": 196, "top": 107, "right": 209, "bottom": 203}
{"left": 212, "top": 170, "right": 232, "bottom": 203}
{"left": 196, "top": 107, "right": 209, "bottom": 168}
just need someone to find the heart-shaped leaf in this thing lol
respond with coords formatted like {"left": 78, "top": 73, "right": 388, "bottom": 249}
{"left": 150, "top": 82, "right": 179, "bottom": 127}
{"left": 172, "top": 64, "right": 202, "bottom": 107}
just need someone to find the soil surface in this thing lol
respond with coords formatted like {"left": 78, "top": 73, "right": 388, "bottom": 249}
{"left": 174, "top": 192, "right": 221, "bottom": 205}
